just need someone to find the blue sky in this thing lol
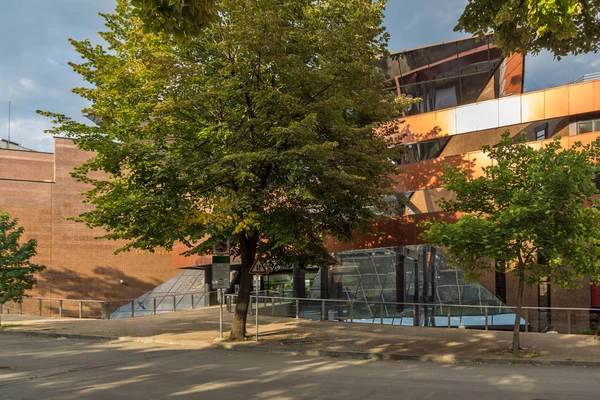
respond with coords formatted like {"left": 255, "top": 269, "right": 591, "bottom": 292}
{"left": 1, "top": 0, "right": 599, "bottom": 151}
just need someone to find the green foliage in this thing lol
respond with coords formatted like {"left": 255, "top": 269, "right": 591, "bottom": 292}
{"left": 580, "top": 328, "right": 595, "bottom": 335}
{"left": 0, "top": 212, "right": 45, "bottom": 304}
{"left": 39, "top": 0, "right": 406, "bottom": 272}
{"left": 130, "top": 0, "right": 218, "bottom": 38}
{"left": 422, "top": 133, "right": 600, "bottom": 288}
{"left": 456, "top": 0, "right": 600, "bottom": 57}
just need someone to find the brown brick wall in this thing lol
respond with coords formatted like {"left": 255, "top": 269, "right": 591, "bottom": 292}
{"left": 0, "top": 138, "right": 178, "bottom": 312}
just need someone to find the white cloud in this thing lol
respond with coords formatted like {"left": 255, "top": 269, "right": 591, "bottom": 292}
{"left": 46, "top": 58, "right": 61, "bottom": 67}
{"left": 19, "top": 77, "right": 38, "bottom": 91}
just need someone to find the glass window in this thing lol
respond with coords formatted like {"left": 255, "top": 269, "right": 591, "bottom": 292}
{"left": 535, "top": 124, "right": 547, "bottom": 141}
{"left": 594, "top": 119, "right": 600, "bottom": 131}
{"left": 579, "top": 121, "right": 593, "bottom": 134}
{"left": 401, "top": 137, "right": 450, "bottom": 164}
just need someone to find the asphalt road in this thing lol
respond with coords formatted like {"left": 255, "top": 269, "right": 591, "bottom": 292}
{"left": 0, "top": 334, "right": 597, "bottom": 400}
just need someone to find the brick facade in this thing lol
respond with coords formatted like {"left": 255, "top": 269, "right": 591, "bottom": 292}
{"left": 0, "top": 138, "right": 177, "bottom": 315}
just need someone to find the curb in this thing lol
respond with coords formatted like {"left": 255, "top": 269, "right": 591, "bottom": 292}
{"left": 0, "top": 329, "right": 118, "bottom": 342}
{"left": 214, "top": 342, "right": 600, "bottom": 367}
{"left": 3, "top": 329, "right": 599, "bottom": 368}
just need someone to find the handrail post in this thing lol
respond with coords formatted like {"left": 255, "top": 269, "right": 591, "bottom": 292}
{"left": 153, "top": 298, "right": 157, "bottom": 315}
{"left": 191, "top": 294, "right": 194, "bottom": 309}
{"left": 271, "top": 298, "right": 275, "bottom": 317}
{"left": 172, "top": 295, "right": 177, "bottom": 312}
{"left": 567, "top": 310, "right": 571, "bottom": 334}
{"left": 349, "top": 302, "right": 354, "bottom": 323}
{"left": 131, "top": 301, "right": 135, "bottom": 318}
{"left": 413, "top": 304, "right": 417, "bottom": 326}
{"left": 38, "top": 299, "right": 42, "bottom": 316}
{"left": 447, "top": 306, "right": 451, "bottom": 328}
{"left": 79, "top": 301, "right": 83, "bottom": 319}
{"left": 249, "top": 295, "right": 253, "bottom": 315}
{"left": 295, "top": 299, "right": 299, "bottom": 319}
{"left": 484, "top": 307, "right": 489, "bottom": 331}
{"left": 525, "top": 309, "right": 529, "bottom": 332}
{"left": 321, "top": 300, "right": 325, "bottom": 321}
{"left": 59, "top": 300, "right": 63, "bottom": 318}
{"left": 380, "top": 303, "right": 384, "bottom": 325}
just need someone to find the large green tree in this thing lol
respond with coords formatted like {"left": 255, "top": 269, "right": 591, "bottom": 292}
{"left": 0, "top": 212, "right": 45, "bottom": 324}
{"left": 40, "top": 0, "right": 409, "bottom": 340}
{"left": 130, "top": 0, "right": 218, "bottom": 38}
{"left": 422, "top": 134, "right": 600, "bottom": 353}
{"left": 456, "top": 0, "right": 600, "bottom": 57}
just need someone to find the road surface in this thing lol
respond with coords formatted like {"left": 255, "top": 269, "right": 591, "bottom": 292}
{"left": 0, "top": 334, "right": 596, "bottom": 399}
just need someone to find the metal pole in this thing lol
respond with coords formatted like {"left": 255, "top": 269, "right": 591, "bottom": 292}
{"left": 131, "top": 301, "right": 135, "bottom": 317}
{"left": 59, "top": 300, "right": 63, "bottom": 318}
{"left": 567, "top": 310, "right": 571, "bottom": 334}
{"left": 350, "top": 302, "right": 354, "bottom": 323}
{"left": 255, "top": 277, "right": 259, "bottom": 342}
{"left": 484, "top": 307, "right": 489, "bottom": 331}
{"left": 321, "top": 300, "right": 326, "bottom": 321}
{"left": 38, "top": 299, "right": 42, "bottom": 316}
{"left": 413, "top": 304, "right": 418, "bottom": 326}
{"left": 380, "top": 303, "right": 384, "bottom": 325}
{"left": 172, "top": 296, "right": 176, "bottom": 312}
{"left": 219, "top": 289, "right": 224, "bottom": 339}
{"left": 153, "top": 298, "right": 157, "bottom": 315}
{"left": 271, "top": 298, "right": 275, "bottom": 317}
{"left": 191, "top": 294, "right": 194, "bottom": 309}
{"left": 525, "top": 309, "right": 529, "bottom": 332}
{"left": 447, "top": 306, "right": 451, "bottom": 328}
{"left": 295, "top": 299, "right": 299, "bottom": 319}
{"left": 79, "top": 301, "right": 83, "bottom": 319}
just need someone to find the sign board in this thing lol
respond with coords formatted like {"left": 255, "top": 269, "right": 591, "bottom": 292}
{"left": 213, "top": 240, "right": 230, "bottom": 256}
{"left": 212, "top": 255, "right": 231, "bottom": 289}
{"left": 249, "top": 259, "right": 268, "bottom": 274}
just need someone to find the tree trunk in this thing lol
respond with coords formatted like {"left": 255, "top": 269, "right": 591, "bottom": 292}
{"left": 229, "top": 231, "right": 258, "bottom": 341}
{"left": 512, "top": 261, "right": 525, "bottom": 353}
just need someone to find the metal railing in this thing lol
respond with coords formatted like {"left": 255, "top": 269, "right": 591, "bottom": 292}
{"left": 225, "top": 294, "right": 600, "bottom": 335}
{"left": 571, "top": 71, "right": 600, "bottom": 84}
{"left": 0, "top": 291, "right": 215, "bottom": 320}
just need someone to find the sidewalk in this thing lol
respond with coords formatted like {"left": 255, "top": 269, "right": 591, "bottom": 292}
{"left": 2, "top": 307, "right": 599, "bottom": 366}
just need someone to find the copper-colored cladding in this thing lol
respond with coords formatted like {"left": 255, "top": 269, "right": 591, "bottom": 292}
{"left": 569, "top": 81, "right": 595, "bottom": 115}
{"left": 499, "top": 53, "right": 525, "bottom": 96}
{"left": 325, "top": 213, "right": 459, "bottom": 253}
{"left": 393, "top": 154, "right": 463, "bottom": 192}
{"left": 595, "top": 80, "right": 600, "bottom": 110}
{"left": 394, "top": 81, "right": 600, "bottom": 145}
{"left": 396, "top": 130, "right": 600, "bottom": 193}
{"left": 544, "top": 87, "right": 569, "bottom": 119}
{"left": 521, "top": 91, "right": 546, "bottom": 123}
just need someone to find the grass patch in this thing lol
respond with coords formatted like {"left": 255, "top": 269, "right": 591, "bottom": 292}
{"left": 580, "top": 328, "right": 596, "bottom": 335}
{"left": 0, "top": 324, "right": 21, "bottom": 329}
{"left": 487, "top": 348, "right": 539, "bottom": 359}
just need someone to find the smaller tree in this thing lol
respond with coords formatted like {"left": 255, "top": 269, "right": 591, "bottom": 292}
{"left": 422, "top": 134, "right": 600, "bottom": 353}
{"left": 456, "top": 0, "right": 600, "bottom": 57}
{"left": 0, "top": 212, "right": 45, "bottom": 324}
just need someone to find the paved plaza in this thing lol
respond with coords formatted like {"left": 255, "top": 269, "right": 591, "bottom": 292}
{"left": 1, "top": 306, "right": 599, "bottom": 364}
{"left": 1, "top": 334, "right": 600, "bottom": 400}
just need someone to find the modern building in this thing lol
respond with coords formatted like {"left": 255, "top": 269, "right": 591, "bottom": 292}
{"left": 1, "top": 36, "right": 599, "bottom": 330}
